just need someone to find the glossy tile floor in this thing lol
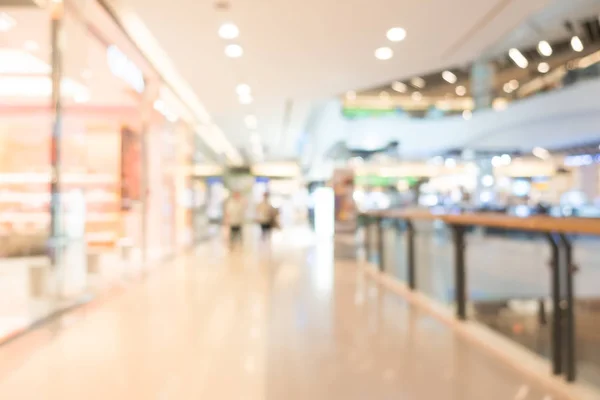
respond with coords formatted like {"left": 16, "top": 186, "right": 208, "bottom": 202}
{"left": 0, "top": 227, "right": 566, "bottom": 399}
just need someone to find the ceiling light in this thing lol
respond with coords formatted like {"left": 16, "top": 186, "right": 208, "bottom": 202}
{"left": 537, "top": 40, "right": 552, "bottom": 57}
{"left": 571, "top": 36, "right": 584, "bottom": 52}
{"left": 0, "top": 13, "right": 16, "bottom": 32}
{"left": 501, "top": 154, "right": 512, "bottom": 165}
{"left": 235, "top": 83, "right": 251, "bottom": 96}
{"left": 462, "top": 110, "right": 472, "bottom": 120}
{"left": 23, "top": 40, "right": 39, "bottom": 52}
{"left": 245, "top": 115, "right": 257, "bottom": 129}
{"left": 410, "top": 77, "right": 425, "bottom": 88}
{"left": 411, "top": 91, "right": 422, "bottom": 101}
{"left": 481, "top": 175, "right": 495, "bottom": 187}
{"left": 386, "top": 27, "right": 406, "bottom": 42}
{"left": 503, "top": 83, "right": 513, "bottom": 93}
{"left": 537, "top": 62, "right": 550, "bottom": 74}
{"left": 445, "top": 158, "right": 457, "bottom": 168}
{"left": 442, "top": 70, "right": 457, "bottom": 84}
{"left": 509, "top": 79, "right": 519, "bottom": 91}
{"left": 346, "top": 90, "right": 356, "bottom": 100}
{"left": 508, "top": 48, "right": 528, "bottom": 69}
{"left": 218, "top": 23, "right": 239, "bottom": 39}
{"left": 532, "top": 147, "right": 550, "bottom": 160}
{"left": 493, "top": 98, "right": 508, "bottom": 111}
{"left": 225, "top": 44, "right": 243, "bottom": 58}
{"left": 239, "top": 93, "right": 253, "bottom": 104}
{"left": 392, "top": 81, "right": 406, "bottom": 93}
{"left": 455, "top": 85, "right": 466, "bottom": 96}
{"left": 375, "top": 47, "right": 393, "bottom": 60}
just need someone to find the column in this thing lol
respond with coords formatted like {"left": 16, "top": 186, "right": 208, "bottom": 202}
{"left": 49, "top": 0, "right": 64, "bottom": 270}
{"left": 139, "top": 80, "right": 160, "bottom": 267}
{"left": 470, "top": 61, "right": 496, "bottom": 110}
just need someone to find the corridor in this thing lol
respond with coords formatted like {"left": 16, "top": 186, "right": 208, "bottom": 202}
{"left": 0, "top": 228, "right": 565, "bottom": 399}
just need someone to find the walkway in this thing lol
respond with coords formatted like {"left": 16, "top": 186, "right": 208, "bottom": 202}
{"left": 0, "top": 227, "right": 567, "bottom": 399}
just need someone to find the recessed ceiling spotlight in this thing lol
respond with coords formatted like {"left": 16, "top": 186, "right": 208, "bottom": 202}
{"left": 392, "top": 81, "right": 407, "bottom": 93}
{"left": 239, "top": 93, "right": 253, "bottom": 104}
{"left": 442, "top": 70, "right": 457, "bottom": 84}
{"left": 503, "top": 82, "right": 513, "bottom": 94}
{"left": 571, "top": 36, "right": 584, "bottom": 52}
{"left": 509, "top": 79, "right": 519, "bottom": 91}
{"left": 236, "top": 83, "right": 251, "bottom": 96}
{"left": 386, "top": 27, "right": 406, "bottom": 42}
{"left": 508, "top": 48, "right": 528, "bottom": 69}
{"left": 218, "top": 23, "right": 239, "bottom": 39}
{"left": 462, "top": 110, "right": 472, "bottom": 120}
{"left": 537, "top": 62, "right": 550, "bottom": 74}
{"left": 23, "top": 40, "right": 39, "bottom": 52}
{"left": 455, "top": 85, "right": 466, "bottom": 96}
{"left": 346, "top": 90, "right": 357, "bottom": 100}
{"left": 375, "top": 47, "right": 393, "bottom": 60}
{"left": 0, "top": 13, "right": 16, "bottom": 32}
{"left": 410, "top": 77, "right": 425, "bottom": 88}
{"left": 245, "top": 115, "right": 257, "bottom": 129}
{"left": 537, "top": 40, "right": 552, "bottom": 57}
{"left": 411, "top": 91, "right": 422, "bottom": 101}
{"left": 225, "top": 44, "right": 243, "bottom": 58}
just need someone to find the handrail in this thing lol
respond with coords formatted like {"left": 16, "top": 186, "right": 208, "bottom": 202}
{"left": 360, "top": 207, "right": 593, "bottom": 382}
{"left": 363, "top": 209, "right": 600, "bottom": 235}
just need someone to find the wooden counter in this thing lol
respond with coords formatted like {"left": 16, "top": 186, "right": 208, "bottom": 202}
{"left": 363, "top": 209, "right": 600, "bottom": 235}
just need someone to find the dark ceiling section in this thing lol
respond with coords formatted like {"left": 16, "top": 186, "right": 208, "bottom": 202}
{"left": 549, "top": 141, "right": 600, "bottom": 155}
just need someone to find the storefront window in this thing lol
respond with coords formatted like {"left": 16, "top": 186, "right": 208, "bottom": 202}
{"left": 0, "top": 0, "right": 198, "bottom": 343}
{"left": 0, "top": 2, "right": 53, "bottom": 341}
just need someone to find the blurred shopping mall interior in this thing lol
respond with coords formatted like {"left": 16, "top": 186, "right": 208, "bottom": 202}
{"left": 3, "top": 0, "right": 600, "bottom": 398}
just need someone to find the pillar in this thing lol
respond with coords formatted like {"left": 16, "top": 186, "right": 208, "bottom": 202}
{"left": 49, "top": 0, "right": 64, "bottom": 269}
{"left": 470, "top": 61, "right": 496, "bottom": 110}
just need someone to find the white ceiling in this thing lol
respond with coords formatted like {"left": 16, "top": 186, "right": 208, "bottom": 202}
{"left": 110, "top": 0, "right": 551, "bottom": 160}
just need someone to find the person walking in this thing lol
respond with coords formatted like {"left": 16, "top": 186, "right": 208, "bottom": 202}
{"left": 225, "top": 191, "right": 246, "bottom": 247}
{"left": 256, "top": 192, "right": 277, "bottom": 240}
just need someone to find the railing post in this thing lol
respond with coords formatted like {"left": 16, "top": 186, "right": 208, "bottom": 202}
{"left": 546, "top": 233, "right": 563, "bottom": 376}
{"left": 451, "top": 225, "right": 467, "bottom": 320}
{"left": 559, "top": 234, "right": 576, "bottom": 382}
{"left": 364, "top": 215, "right": 372, "bottom": 262}
{"left": 406, "top": 219, "right": 416, "bottom": 290}
{"left": 377, "top": 216, "right": 385, "bottom": 272}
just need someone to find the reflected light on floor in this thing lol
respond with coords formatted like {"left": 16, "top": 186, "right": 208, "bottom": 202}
{"left": 514, "top": 385, "right": 530, "bottom": 400}
{"left": 314, "top": 187, "right": 334, "bottom": 237}
{"left": 313, "top": 241, "right": 334, "bottom": 296}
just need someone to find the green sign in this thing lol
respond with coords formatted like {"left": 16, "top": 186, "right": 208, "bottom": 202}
{"left": 354, "top": 175, "right": 418, "bottom": 187}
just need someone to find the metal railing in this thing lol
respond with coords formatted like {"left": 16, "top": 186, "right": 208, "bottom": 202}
{"left": 360, "top": 209, "right": 600, "bottom": 384}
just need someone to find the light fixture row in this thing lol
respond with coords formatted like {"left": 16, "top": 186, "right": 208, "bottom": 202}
{"left": 374, "top": 26, "right": 406, "bottom": 61}
{"left": 218, "top": 21, "right": 261, "bottom": 152}
{"left": 509, "top": 36, "right": 584, "bottom": 70}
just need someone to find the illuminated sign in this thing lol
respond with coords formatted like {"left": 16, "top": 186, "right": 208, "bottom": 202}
{"left": 564, "top": 154, "right": 600, "bottom": 167}
{"left": 107, "top": 45, "right": 145, "bottom": 93}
